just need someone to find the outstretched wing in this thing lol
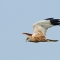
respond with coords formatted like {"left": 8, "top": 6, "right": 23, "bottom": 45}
{"left": 32, "top": 24, "right": 46, "bottom": 37}
{"left": 32, "top": 18, "right": 60, "bottom": 37}
{"left": 32, "top": 20, "right": 52, "bottom": 37}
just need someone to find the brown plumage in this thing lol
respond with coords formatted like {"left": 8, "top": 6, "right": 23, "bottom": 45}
{"left": 23, "top": 27, "right": 46, "bottom": 42}
{"left": 23, "top": 18, "right": 60, "bottom": 42}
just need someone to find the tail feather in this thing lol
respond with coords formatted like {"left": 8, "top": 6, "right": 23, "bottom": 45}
{"left": 46, "top": 39, "right": 58, "bottom": 42}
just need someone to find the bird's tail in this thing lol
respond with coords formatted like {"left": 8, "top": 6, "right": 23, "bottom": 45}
{"left": 46, "top": 39, "right": 58, "bottom": 42}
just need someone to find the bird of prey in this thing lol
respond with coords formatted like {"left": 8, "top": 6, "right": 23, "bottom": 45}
{"left": 23, "top": 18, "right": 60, "bottom": 43}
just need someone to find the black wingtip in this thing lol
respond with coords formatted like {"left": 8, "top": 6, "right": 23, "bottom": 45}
{"left": 50, "top": 19, "right": 60, "bottom": 25}
{"left": 45, "top": 18, "right": 54, "bottom": 20}
{"left": 45, "top": 18, "right": 60, "bottom": 25}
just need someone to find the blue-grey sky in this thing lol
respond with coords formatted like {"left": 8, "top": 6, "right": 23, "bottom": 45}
{"left": 0, "top": 0, "right": 60, "bottom": 60}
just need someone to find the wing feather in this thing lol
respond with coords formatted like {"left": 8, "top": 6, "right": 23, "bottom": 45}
{"left": 32, "top": 20, "right": 53, "bottom": 36}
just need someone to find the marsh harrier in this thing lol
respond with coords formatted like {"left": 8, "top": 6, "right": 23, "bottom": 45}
{"left": 23, "top": 18, "right": 60, "bottom": 42}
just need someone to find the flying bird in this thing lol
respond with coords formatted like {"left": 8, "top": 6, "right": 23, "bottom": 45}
{"left": 23, "top": 18, "right": 60, "bottom": 42}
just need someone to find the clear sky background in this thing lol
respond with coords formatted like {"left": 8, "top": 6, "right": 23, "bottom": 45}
{"left": 0, "top": 0, "right": 60, "bottom": 60}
